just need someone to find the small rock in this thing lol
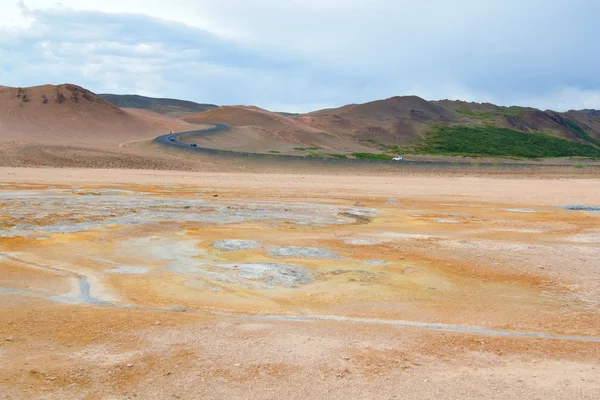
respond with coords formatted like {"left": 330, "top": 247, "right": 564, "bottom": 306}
{"left": 343, "top": 357, "right": 351, "bottom": 361}
{"left": 155, "top": 321, "right": 161, "bottom": 326}
{"left": 424, "top": 379, "right": 428, "bottom": 383}
{"left": 165, "top": 371, "right": 172, "bottom": 376}
{"left": 234, "top": 363, "right": 241, "bottom": 367}
{"left": 5, "top": 336, "right": 14, "bottom": 342}
{"left": 127, "top": 364, "right": 134, "bottom": 368}
{"left": 48, "top": 377, "right": 56, "bottom": 381}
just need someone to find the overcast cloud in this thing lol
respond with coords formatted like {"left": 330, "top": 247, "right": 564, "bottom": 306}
{"left": 0, "top": 0, "right": 598, "bottom": 112}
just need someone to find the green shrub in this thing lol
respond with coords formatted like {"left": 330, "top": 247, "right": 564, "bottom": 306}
{"left": 416, "top": 125, "right": 600, "bottom": 158}
{"left": 455, "top": 107, "right": 527, "bottom": 121}
{"left": 564, "top": 120, "right": 600, "bottom": 147}
{"left": 268, "top": 150, "right": 280, "bottom": 153}
{"left": 573, "top": 164, "right": 585, "bottom": 169}
{"left": 294, "top": 147, "right": 323, "bottom": 151}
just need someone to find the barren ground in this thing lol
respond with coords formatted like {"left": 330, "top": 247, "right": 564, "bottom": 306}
{"left": 0, "top": 168, "right": 598, "bottom": 399}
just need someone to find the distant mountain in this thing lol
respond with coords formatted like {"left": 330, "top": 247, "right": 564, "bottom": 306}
{"left": 99, "top": 94, "right": 218, "bottom": 117}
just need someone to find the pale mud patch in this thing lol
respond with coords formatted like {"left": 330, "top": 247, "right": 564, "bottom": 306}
{"left": 212, "top": 239, "right": 261, "bottom": 251}
{"left": 433, "top": 219, "right": 459, "bottom": 224}
{"left": 215, "top": 262, "right": 312, "bottom": 287}
{"left": 119, "top": 237, "right": 207, "bottom": 276}
{"left": 505, "top": 208, "right": 537, "bottom": 213}
{"left": 492, "top": 229, "right": 546, "bottom": 234}
{"left": 566, "top": 232, "right": 600, "bottom": 243}
{"left": 0, "top": 190, "right": 378, "bottom": 238}
{"left": 344, "top": 238, "right": 390, "bottom": 246}
{"left": 378, "top": 232, "right": 442, "bottom": 240}
{"left": 108, "top": 266, "right": 149, "bottom": 274}
{"left": 166, "top": 263, "right": 207, "bottom": 277}
{"left": 268, "top": 246, "right": 341, "bottom": 259}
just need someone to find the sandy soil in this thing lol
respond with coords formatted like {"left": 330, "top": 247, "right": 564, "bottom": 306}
{"left": 0, "top": 168, "right": 598, "bottom": 399}
{"left": 2, "top": 167, "right": 599, "bottom": 206}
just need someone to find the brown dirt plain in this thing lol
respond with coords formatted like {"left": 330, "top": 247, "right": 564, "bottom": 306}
{"left": 0, "top": 168, "right": 599, "bottom": 399}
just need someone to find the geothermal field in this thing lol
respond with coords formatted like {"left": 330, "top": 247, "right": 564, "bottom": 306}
{"left": 0, "top": 169, "right": 599, "bottom": 399}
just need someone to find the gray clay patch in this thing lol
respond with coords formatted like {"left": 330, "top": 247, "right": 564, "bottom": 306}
{"left": 563, "top": 205, "right": 600, "bottom": 213}
{"left": 213, "top": 239, "right": 261, "bottom": 251}
{"left": 109, "top": 266, "right": 149, "bottom": 275}
{"left": 365, "top": 260, "right": 388, "bottom": 265}
{"left": 215, "top": 263, "right": 312, "bottom": 286}
{"left": 268, "top": 246, "right": 341, "bottom": 259}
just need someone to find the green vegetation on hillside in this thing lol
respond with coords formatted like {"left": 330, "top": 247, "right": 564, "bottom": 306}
{"left": 294, "top": 147, "right": 323, "bottom": 151}
{"left": 416, "top": 125, "right": 600, "bottom": 158}
{"left": 564, "top": 119, "right": 600, "bottom": 147}
{"left": 455, "top": 107, "right": 527, "bottom": 121}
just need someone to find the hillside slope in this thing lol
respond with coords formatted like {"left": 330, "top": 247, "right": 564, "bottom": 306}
{"left": 0, "top": 84, "right": 168, "bottom": 146}
{"left": 100, "top": 94, "right": 218, "bottom": 117}
{"left": 296, "top": 96, "right": 468, "bottom": 146}
{"left": 181, "top": 106, "right": 373, "bottom": 153}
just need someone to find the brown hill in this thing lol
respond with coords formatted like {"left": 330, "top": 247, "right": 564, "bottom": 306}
{"left": 122, "top": 108, "right": 202, "bottom": 135}
{"left": 0, "top": 84, "right": 167, "bottom": 146}
{"left": 183, "top": 105, "right": 322, "bottom": 132}
{"left": 182, "top": 106, "right": 372, "bottom": 153}
{"left": 296, "top": 96, "right": 467, "bottom": 146}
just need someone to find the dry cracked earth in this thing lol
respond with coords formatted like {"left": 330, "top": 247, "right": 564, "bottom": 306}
{"left": 0, "top": 174, "right": 599, "bottom": 399}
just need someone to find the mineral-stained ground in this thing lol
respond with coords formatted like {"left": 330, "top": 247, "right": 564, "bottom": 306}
{"left": 0, "top": 171, "right": 598, "bottom": 399}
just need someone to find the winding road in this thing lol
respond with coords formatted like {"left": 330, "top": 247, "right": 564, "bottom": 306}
{"left": 154, "top": 123, "right": 230, "bottom": 149}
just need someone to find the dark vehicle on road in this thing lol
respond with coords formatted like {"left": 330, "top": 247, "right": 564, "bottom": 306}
{"left": 190, "top": 143, "right": 197, "bottom": 147}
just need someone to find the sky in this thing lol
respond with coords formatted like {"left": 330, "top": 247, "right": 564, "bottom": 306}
{"left": 0, "top": 0, "right": 599, "bottom": 112}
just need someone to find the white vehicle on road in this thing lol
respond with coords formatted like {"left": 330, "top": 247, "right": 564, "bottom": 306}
{"left": 392, "top": 156, "right": 403, "bottom": 161}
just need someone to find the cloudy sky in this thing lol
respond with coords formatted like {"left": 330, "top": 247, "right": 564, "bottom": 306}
{"left": 0, "top": 0, "right": 598, "bottom": 112}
